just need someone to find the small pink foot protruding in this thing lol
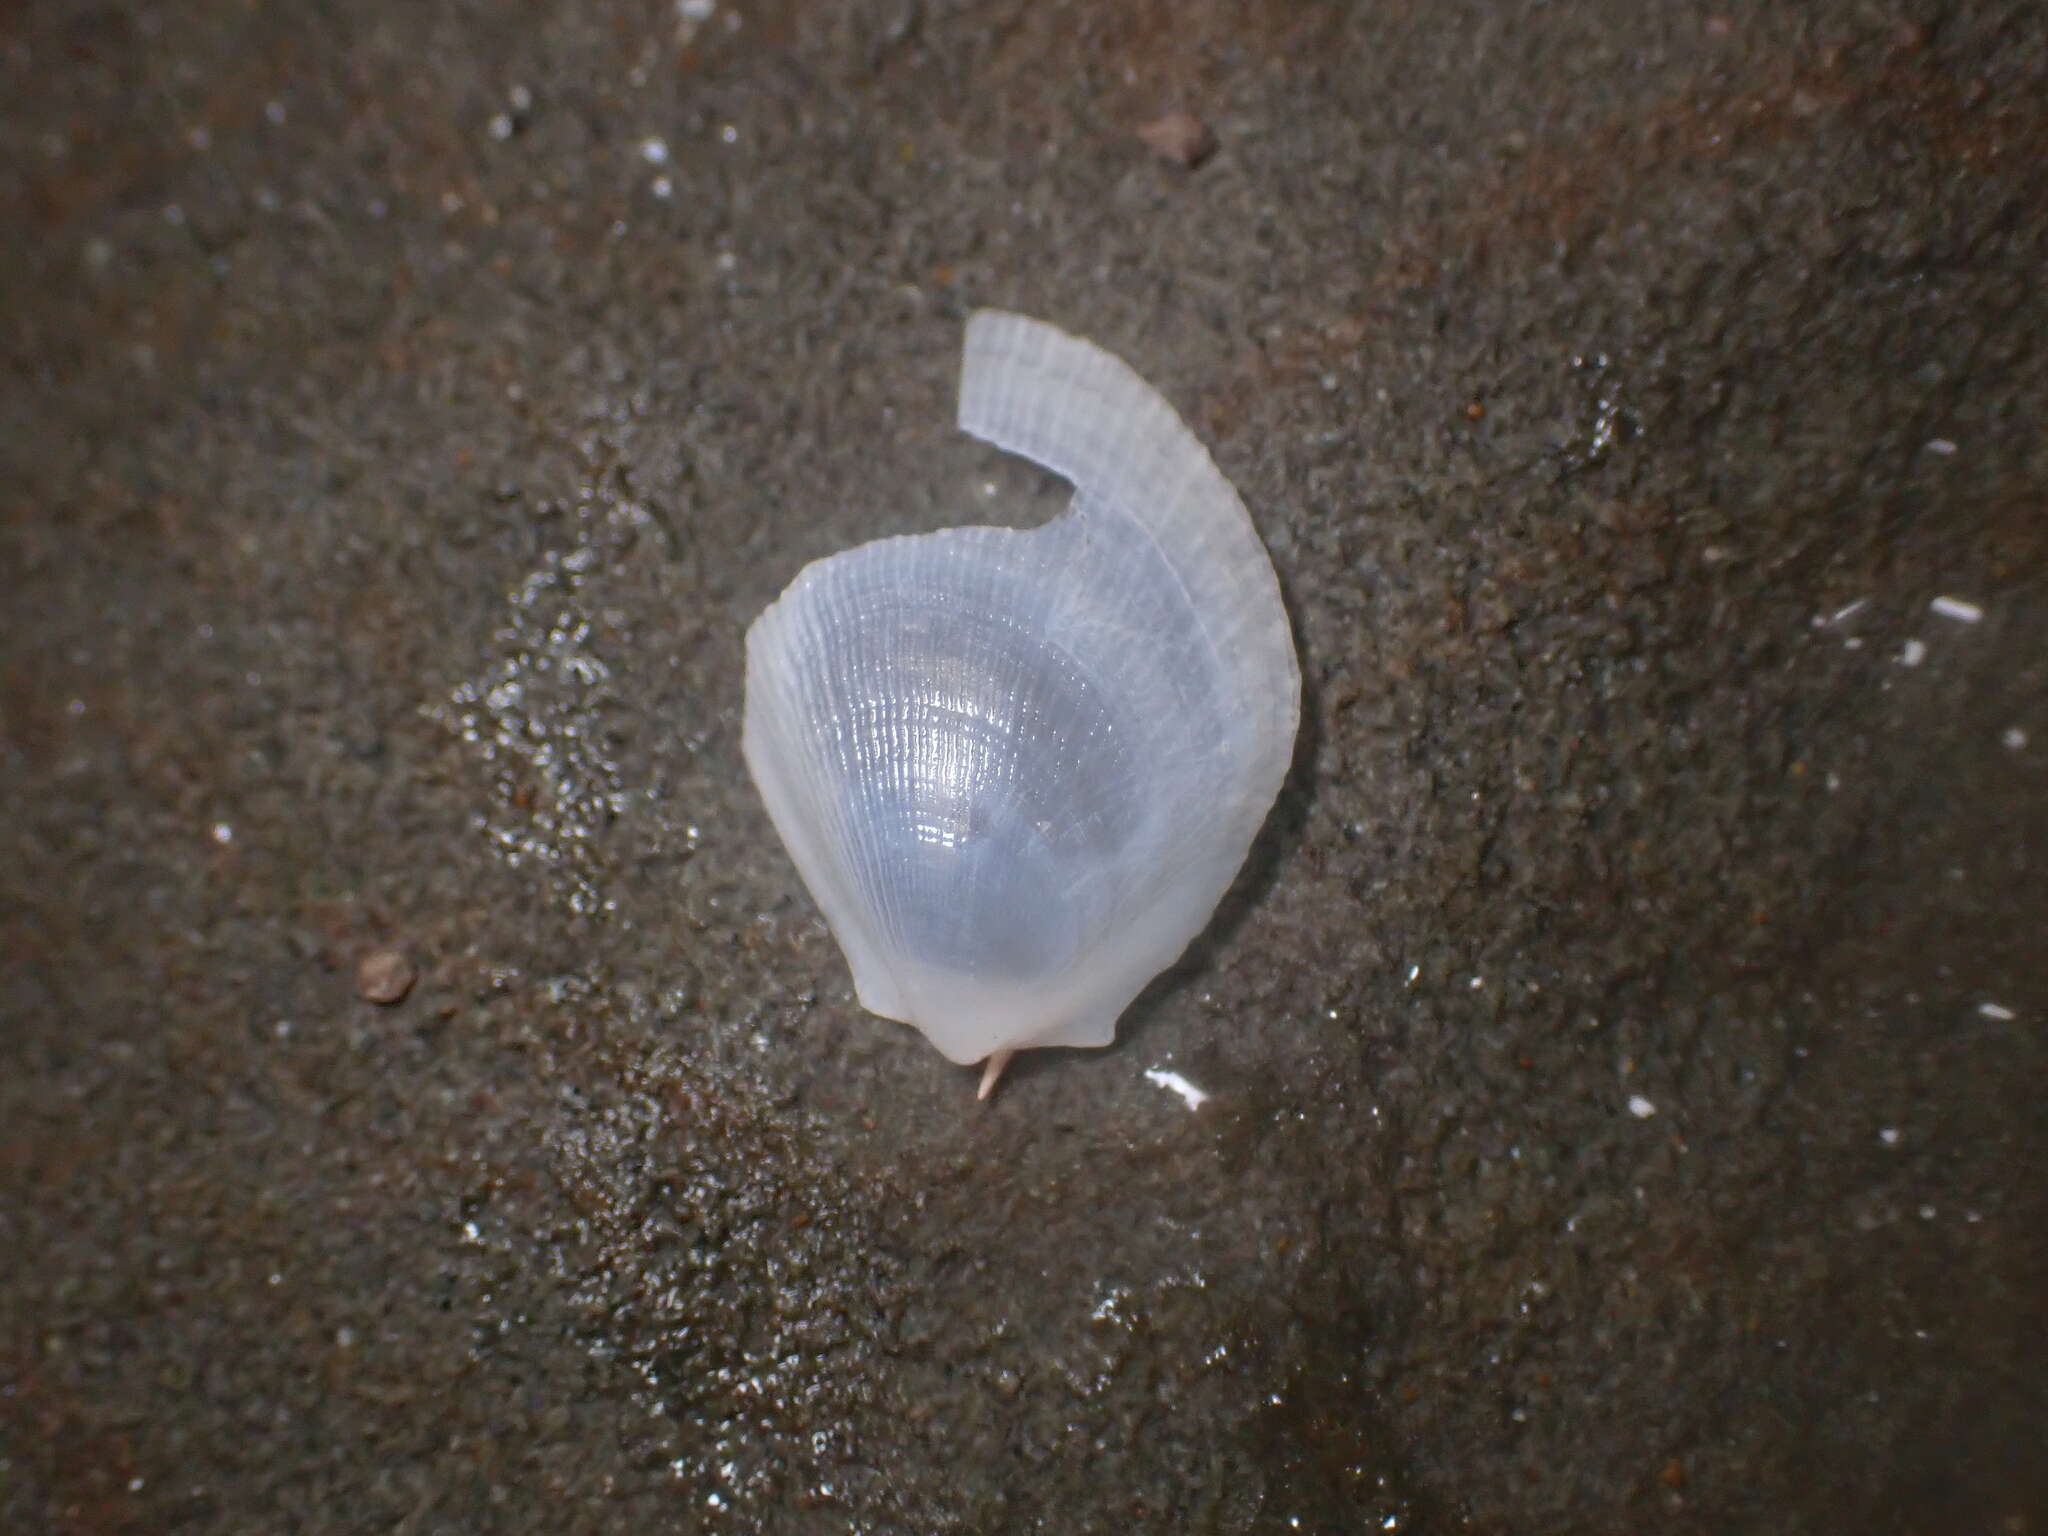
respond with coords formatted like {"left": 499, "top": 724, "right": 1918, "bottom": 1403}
{"left": 977, "top": 1049, "right": 1015, "bottom": 1101}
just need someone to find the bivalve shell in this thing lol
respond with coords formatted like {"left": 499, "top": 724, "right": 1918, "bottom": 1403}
{"left": 743, "top": 311, "right": 1299, "bottom": 1088}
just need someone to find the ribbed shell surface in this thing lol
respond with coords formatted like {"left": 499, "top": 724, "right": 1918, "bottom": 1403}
{"left": 743, "top": 312, "right": 1299, "bottom": 1066}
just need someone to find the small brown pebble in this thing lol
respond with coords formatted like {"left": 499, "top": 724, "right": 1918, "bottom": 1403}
{"left": 356, "top": 948, "right": 416, "bottom": 1005}
{"left": 1136, "top": 110, "right": 1218, "bottom": 169}
{"left": 1659, "top": 1457, "right": 1687, "bottom": 1489}
{"left": 1465, "top": 400, "right": 1485, "bottom": 421}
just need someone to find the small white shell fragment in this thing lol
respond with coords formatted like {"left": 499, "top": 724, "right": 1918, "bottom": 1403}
{"left": 1627, "top": 1094, "right": 1657, "bottom": 1119}
{"left": 1977, "top": 1002, "right": 2016, "bottom": 1021}
{"left": 744, "top": 312, "right": 1299, "bottom": 1082}
{"left": 1929, "top": 595, "right": 1983, "bottom": 623}
{"left": 1143, "top": 1069, "right": 1211, "bottom": 1111}
{"left": 1899, "top": 638, "right": 1926, "bottom": 667}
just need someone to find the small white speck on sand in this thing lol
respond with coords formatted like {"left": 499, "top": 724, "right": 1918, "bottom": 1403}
{"left": 640, "top": 135, "right": 669, "bottom": 164}
{"left": 651, "top": 175, "right": 673, "bottom": 199}
{"left": 1929, "top": 595, "right": 1983, "bottom": 623}
{"left": 1977, "top": 1001, "right": 2016, "bottom": 1021}
{"left": 1879, "top": 1127, "right": 1901, "bottom": 1147}
{"left": 487, "top": 113, "right": 513, "bottom": 141}
{"left": 1899, "top": 638, "right": 1926, "bottom": 666}
{"left": 2003, "top": 727, "right": 2028, "bottom": 751}
{"left": 1923, "top": 437, "right": 1958, "bottom": 455}
{"left": 1143, "top": 1069, "right": 1210, "bottom": 1111}
{"left": 1627, "top": 1094, "right": 1657, "bottom": 1119}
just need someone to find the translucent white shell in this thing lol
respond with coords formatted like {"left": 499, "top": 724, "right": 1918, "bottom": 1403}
{"left": 743, "top": 311, "right": 1299, "bottom": 1073}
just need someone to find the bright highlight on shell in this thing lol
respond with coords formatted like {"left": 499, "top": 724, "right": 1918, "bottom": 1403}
{"left": 743, "top": 311, "right": 1299, "bottom": 1095}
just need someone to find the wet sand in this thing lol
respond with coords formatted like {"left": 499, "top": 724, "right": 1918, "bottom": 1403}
{"left": 3, "top": 2, "right": 2043, "bottom": 1530}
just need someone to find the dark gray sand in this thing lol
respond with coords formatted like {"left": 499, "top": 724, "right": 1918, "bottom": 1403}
{"left": 3, "top": 2, "right": 2042, "bottom": 1531}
